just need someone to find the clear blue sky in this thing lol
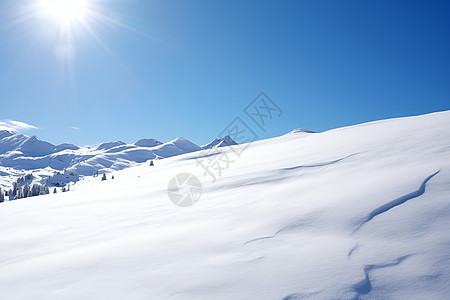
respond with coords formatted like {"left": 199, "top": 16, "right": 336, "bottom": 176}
{"left": 0, "top": 0, "right": 449, "bottom": 146}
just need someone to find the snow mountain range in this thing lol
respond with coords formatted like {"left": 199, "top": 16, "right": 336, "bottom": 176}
{"left": 0, "top": 131, "right": 237, "bottom": 189}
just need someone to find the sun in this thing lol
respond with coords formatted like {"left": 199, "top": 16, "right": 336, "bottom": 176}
{"left": 41, "top": 0, "right": 87, "bottom": 23}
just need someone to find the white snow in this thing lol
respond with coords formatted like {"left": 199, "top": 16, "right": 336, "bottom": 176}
{"left": 1, "top": 111, "right": 450, "bottom": 299}
{"left": 0, "top": 134, "right": 235, "bottom": 189}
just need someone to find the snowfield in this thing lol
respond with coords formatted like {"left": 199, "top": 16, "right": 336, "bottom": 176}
{"left": 1, "top": 111, "right": 450, "bottom": 300}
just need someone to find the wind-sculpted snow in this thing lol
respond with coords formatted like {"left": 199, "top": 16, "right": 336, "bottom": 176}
{"left": 282, "top": 153, "right": 358, "bottom": 171}
{"left": 354, "top": 170, "right": 440, "bottom": 233}
{"left": 1, "top": 111, "right": 450, "bottom": 299}
{"left": 352, "top": 255, "right": 412, "bottom": 299}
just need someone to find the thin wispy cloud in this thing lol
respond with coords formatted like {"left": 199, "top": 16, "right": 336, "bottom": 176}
{"left": 0, "top": 120, "right": 38, "bottom": 132}
{"left": 70, "top": 126, "right": 80, "bottom": 130}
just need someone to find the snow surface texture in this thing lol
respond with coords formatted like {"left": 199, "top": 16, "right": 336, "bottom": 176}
{"left": 0, "top": 132, "right": 237, "bottom": 189}
{"left": 1, "top": 111, "right": 450, "bottom": 299}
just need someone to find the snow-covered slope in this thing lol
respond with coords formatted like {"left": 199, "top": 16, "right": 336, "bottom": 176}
{"left": 0, "top": 133, "right": 237, "bottom": 189}
{"left": 1, "top": 111, "right": 450, "bottom": 299}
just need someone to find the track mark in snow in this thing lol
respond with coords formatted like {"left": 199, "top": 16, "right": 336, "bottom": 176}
{"left": 354, "top": 170, "right": 440, "bottom": 232}
{"left": 282, "top": 153, "right": 358, "bottom": 171}
{"left": 352, "top": 255, "right": 411, "bottom": 299}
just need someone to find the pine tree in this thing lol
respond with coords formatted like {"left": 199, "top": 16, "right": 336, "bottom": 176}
{"left": 13, "top": 181, "right": 21, "bottom": 197}
{"left": 16, "top": 187, "right": 23, "bottom": 199}
{"left": 53, "top": 188, "right": 57, "bottom": 194}
{"left": 101, "top": 173, "right": 107, "bottom": 181}
{"left": 22, "top": 183, "right": 30, "bottom": 198}
{"left": 39, "top": 185, "right": 48, "bottom": 195}
{"left": 0, "top": 188, "right": 4, "bottom": 203}
{"left": 31, "top": 184, "right": 40, "bottom": 197}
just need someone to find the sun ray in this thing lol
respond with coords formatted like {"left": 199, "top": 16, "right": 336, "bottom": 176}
{"left": 86, "top": 10, "right": 167, "bottom": 45}
{"left": 41, "top": 0, "right": 87, "bottom": 23}
{"left": 2, "top": 0, "right": 166, "bottom": 76}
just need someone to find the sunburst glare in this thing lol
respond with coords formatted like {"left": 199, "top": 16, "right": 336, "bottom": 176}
{"left": 41, "top": 0, "right": 88, "bottom": 23}
{"left": 2, "top": 0, "right": 163, "bottom": 69}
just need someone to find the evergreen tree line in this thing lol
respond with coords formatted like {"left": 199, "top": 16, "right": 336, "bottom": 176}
{"left": 0, "top": 177, "right": 54, "bottom": 203}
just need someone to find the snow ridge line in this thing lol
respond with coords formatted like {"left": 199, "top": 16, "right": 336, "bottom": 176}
{"left": 348, "top": 243, "right": 359, "bottom": 259}
{"left": 354, "top": 170, "right": 440, "bottom": 233}
{"left": 243, "top": 222, "right": 309, "bottom": 245}
{"left": 282, "top": 153, "right": 358, "bottom": 171}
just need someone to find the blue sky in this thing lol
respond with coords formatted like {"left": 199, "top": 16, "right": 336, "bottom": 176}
{"left": 0, "top": 0, "right": 449, "bottom": 146}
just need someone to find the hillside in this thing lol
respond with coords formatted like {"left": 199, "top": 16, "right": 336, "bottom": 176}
{"left": 0, "top": 111, "right": 449, "bottom": 299}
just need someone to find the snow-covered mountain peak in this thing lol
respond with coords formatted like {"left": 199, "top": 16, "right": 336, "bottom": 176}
{"left": 168, "top": 137, "right": 203, "bottom": 152}
{"left": 18, "top": 135, "right": 55, "bottom": 157}
{"left": 95, "top": 141, "right": 127, "bottom": 151}
{"left": 0, "top": 130, "right": 17, "bottom": 139}
{"left": 170, "top": 136, "right": 190, "bottom": 143}
{"left": 134, "top": 138, "right": 162, "bottom": 148}
{"left": 54, "top": 143, "right": 80, "bottom": 152}
{"left": 202, "top": 135, "right": 238, "bottom": 149}
{"left": 221, "top": 135, "right": 238, "bottom": 145}
{"left": 288, "top": 128, "right": 317, "bottom": 134}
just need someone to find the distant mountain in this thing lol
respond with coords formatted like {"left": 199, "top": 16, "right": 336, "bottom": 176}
{"left": 95, "top": 141, "right": 127, "bottom": 151}
{"left": 287, "top": 128, "right": 317, "bottom": 134}
{"left": 202, "top": 135, "right": 238, "bottom": 149}
{"left": 0, "top": 130, "right": 238, "bottom": 189}
{"left": 54, "top": 143, "right": 80, "bottom": 152}
{"left": 134, "top": 139, "right": 162, "bottom": 148}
